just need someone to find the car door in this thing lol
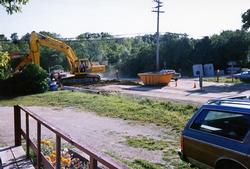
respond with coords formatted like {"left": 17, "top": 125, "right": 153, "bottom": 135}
{"left": 183, "top": 109, "right": 250, "bottom": 169}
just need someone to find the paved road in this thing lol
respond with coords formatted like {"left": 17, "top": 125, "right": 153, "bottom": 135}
{"left": 93, "top": 78, "right": 250, "bottom": 105}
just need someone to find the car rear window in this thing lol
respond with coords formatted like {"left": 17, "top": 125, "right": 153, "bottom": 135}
{"left": 190, "top": 110, "right": 250, "bottom": 141}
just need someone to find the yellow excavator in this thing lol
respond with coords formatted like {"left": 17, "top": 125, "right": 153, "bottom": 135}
{"left": 15, "top": 31, "right": 106, "bottom": 84}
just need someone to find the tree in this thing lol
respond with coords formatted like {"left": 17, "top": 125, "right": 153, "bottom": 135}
{"left": 10, "top": 33, "right": 18, "bottom": 41}
{"left": 0, "top": 0, "right": 29, "bottom": 14}
{"left": 242, "top": 9, "right": 250, "bottom": 30}
{"left": 191, "top": 36, "right": 213, "bottom": 64}
{"left": 211, "top": 30, "right": 250, "bottom": 69}
{"left": 10, "top": 33, "right": 19, "bottom": 44}
{"left": 160, "top": 33, "right": 193, "bottom": 73}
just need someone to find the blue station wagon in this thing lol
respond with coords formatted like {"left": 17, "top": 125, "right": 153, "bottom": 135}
{"left": 179, "top": 96, "right": 250, "bottom": 169}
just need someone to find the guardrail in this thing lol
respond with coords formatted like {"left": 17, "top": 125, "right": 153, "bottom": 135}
{"left": 14, "top": 105, "right": 129, "bottom": 169}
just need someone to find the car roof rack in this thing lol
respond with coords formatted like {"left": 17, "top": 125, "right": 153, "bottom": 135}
{"left": 207, "top": 96, "right": 250, "bottom": 106}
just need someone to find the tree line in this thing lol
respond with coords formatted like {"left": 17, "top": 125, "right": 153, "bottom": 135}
{"left": 0, "top": 30, "right": 250, "bottom": 77}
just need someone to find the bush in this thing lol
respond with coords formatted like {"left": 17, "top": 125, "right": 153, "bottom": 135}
{"left": 0, "top": 64, "right": 48, "bottom": 96}
{"left": 0, "top": 51, "right": 10, "bottom": 80}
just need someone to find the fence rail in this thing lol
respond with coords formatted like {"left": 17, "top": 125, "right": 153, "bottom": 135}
{"left": 14, "top": 105, "right": 129, "bottom": 169}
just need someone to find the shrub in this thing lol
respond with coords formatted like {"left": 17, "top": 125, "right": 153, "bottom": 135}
{"left": 0, "top": 51, "right": 10, "bottom": 80}
{"left": 0, "top": 64, "right": 48, "bottom": 96}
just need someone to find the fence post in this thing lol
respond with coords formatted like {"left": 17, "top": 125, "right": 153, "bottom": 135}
{"left": 89, "top": 157, "right": 97, "bottom": 169}
{"left": 56, "top": 135, "right": 61, "bottom": 169}
{"left": 37, "top": 122, "right": 41, "bottom": 169}
{"left": 26, "top": 113, "right": 30, "bottom": 157}
{"left": 14, "top": 105, "right": 21, "bottom": 146}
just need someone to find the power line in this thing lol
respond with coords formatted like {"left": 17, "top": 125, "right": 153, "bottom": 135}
{"left": 0, "top": 32, "right": 193, "bottom": 44}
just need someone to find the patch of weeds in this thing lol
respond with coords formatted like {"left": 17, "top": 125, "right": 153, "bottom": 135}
{"left": 105, "top": 151, "right": 118, "bottom": 159}
{"left": 126, "top": 136, "right": 168, "bottom": 151}
{"left": 162, "top": 148, "right": 194, "bottom": 169}
{"left": 29, "top": 148, "right": 37, "bottom": 166}
{"left": 173, "top": 160, "right": 197, "bottom": 169}
{"left": 105, "top": 151, "right": 165, "bottom": 169}
{"left": 129, "top": 159, "right": 165, "bottom": 169}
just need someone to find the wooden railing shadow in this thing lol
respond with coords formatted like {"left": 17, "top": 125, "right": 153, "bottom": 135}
{"left": 14, "top": 105, "right": 129, "bottom": 169}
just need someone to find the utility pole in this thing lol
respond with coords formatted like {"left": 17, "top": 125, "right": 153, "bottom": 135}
{"left": 152, "top": 0, "right": 164, "bottom": 71}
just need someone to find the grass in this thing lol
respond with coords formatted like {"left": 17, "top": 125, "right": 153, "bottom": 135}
{"left": 126, "top": 136, "right": 168, "bottom": 151}
{"left": 0, "top": 90, "right": 197, "bottom": 132}
{"left": 107, "top": 149, "right": 192, "bottom": 169}
{"left": 106, "top": 151, "right": 165, "bottom": 169}
{"left": 125, "top": 136, "right": 193, "bottom": 169}
{"left": 128, "top": 159, "right": 165, "bottom": 169}
{"left": 203, "top": 76, "right": 242, "bottom": 83}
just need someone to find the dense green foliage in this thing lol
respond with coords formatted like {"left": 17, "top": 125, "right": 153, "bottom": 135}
{"left": 1, "top": 30, "right": 250, "bottom": 77}
{"left": 0, "top": 0, "right": 29, "bottom": 14}
{"left": 0, "top": 64, "right": 48, "bottom": 96}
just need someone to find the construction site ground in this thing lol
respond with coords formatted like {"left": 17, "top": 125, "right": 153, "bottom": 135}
{"left": 0, "top": 78, "right": 249, "bottom": 168}
{"left": 67, "top": 77, "right": 250, "bottom": 105}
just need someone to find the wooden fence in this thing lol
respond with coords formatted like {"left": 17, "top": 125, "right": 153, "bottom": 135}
{"left": 14, "top": 105, "right": 129, "bottom": 169}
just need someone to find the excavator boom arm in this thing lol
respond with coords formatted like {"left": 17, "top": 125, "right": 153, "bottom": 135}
{"left": 29, "top": 31, "right": 78, "bottom": 72}
{"left": 13, "top": 31, "right": 105, "bottom": 80}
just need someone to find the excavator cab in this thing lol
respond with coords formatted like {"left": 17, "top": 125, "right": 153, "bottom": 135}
{"left": 75, "top": 59, "right": 90, "bottom": 74}
{"left": 74, "top": 59, "right": 105, "bottom": 76}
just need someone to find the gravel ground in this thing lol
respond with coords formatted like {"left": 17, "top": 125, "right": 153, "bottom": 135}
{"left": 0, "top": 106, "right": 178, "bottom": 167}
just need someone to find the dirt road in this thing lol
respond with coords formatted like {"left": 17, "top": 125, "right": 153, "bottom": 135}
{"left": 0, "top": 106, "right": 178, "bottom": 168}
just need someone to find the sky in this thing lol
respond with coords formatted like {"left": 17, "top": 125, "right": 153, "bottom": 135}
{"left": 0, "top": 0, "right": 250, "bottom": 39}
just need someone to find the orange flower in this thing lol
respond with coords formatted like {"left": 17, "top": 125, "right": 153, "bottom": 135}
{"left": 41, "top": 140, "right": 52, "bottom": 146}
{"left": 61, "top": 157, "right": 71, "bottom": 166}
{"left": 49, "top": 153, "right": 56, "bottom": 162}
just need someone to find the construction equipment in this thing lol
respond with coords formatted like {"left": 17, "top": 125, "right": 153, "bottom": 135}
{"left": 15, "top": 31, "right": 106, "bottom": 84}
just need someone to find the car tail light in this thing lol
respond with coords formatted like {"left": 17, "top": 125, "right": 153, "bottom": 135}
{"left": 180, "top": 135, "right": 184, "bottom": 151}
